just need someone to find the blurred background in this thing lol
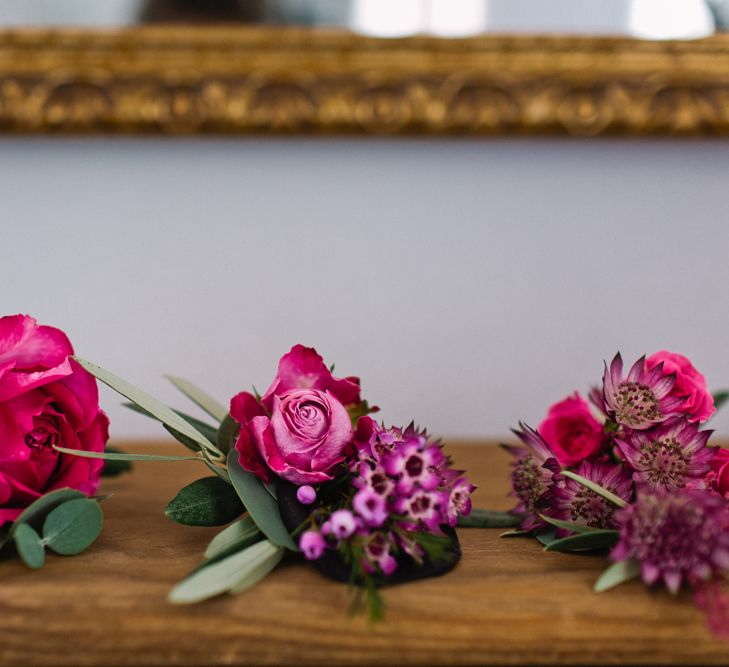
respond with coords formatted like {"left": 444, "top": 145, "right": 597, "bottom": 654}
{"left": 2, "top": 0, "right": 729, "bottom": 441}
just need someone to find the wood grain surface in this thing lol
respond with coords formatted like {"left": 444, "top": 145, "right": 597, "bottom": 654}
{"left": 0, "top": 440, "right": 727, "bottom": 666}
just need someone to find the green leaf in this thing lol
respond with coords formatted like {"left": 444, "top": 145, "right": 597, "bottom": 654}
{"left": 163, "top": 424, "right": 203, "bottom": 453}
{"left": 544, "top": 530, "right": 619, "bottom": 553}
{"left": 169, "top": 539, "right": 284, "bottom": 604}
{"left": 499, "top": 529, "right": 530, "bottom": 538}
{"left": 713, "top": 390, "right": 729, "bottom": 413}
{"left": 100, "top": 446, "right": 133, "bottom": 477}
{"left": 535, "top": 528, "right": 558, "bottom": 546}
{"left": 165, "top": 375, "right": 227, "bottom": 423}
{"left": 42, "top": 498, "right": 103, "bottom": 555}
{"left": 539, "top": 514, "right": 601, "bottom": 534}
{"left": 10, "top": 488, "right": 86, "bottom": 535}
{"left": 457, "top": 508, "right": 521, "bottom": 528}
{"left": 73, "top": 357, "right": 221, "bottom": 459}
{"left": 124, "top": 402, "right": 218, "bottom": 444}
{"left": 204, "top": 516, "right": 262, "bottom": 562}
{"left": 14, "top": 524, "right": 45, "bottom": 569}
{"left": 561, "top": 470, "right": 628, "bottom": 508}
{"left": 165, "top": 477, "right": 244, "bottom": 527}
{"left": 226, "top": 449, "right": 297, "bottom": 551}
{"left": 216, "top": 414, "right": 239, "bottom": 456}
{"left": 53, "top": 446, "right": 198, "bottom": 462}
{"left": 594, "top": 558, "right": 641, "bottom": 593}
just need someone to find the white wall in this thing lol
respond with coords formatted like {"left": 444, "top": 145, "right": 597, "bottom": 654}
{"left": 2, "top": 138, "right": 729, "bottom": 441}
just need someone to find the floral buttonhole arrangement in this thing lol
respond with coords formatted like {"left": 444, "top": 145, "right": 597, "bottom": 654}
{"left": 0, "top": 315, "right": 121, "bottom": 570}
{"left": 68, "top": 345, "right": 475, "bottom": 619}
{"left": 486, "top": 350, "right": 729, "bottom": 639}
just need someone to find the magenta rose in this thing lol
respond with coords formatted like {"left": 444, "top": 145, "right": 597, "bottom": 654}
{"left": 233, "top": 388, "right": 352, "bottom": 485}
{"left": 538, "top": 392, "right": 604, "bottom": 468}
{"left": 710, "top": 448, "right": 729, "bottom": 497}
{"left": 0, "top": 315, "right": 109, "bottom": 524}
{"left": 645, "top": 350, "right": 715, "bottom": 423}
{"left": 232, "top": 345, "right": 361, "bottom": 485}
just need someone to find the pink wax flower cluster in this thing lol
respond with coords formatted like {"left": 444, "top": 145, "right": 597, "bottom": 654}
{"left": 0, "top": 315, "right": 109, "bottom": 524}
{"left": 298, "top": 418, "right": 473, "bottom": 576}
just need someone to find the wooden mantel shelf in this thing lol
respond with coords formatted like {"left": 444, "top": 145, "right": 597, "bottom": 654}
{"left": 0, "top": 440, "right": 727, "bottom": 666}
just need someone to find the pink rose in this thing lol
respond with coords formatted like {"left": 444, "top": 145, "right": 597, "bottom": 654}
{"left": 232, "top": 388, "right": 353, "bottom": 485}
{"left": 710, "top": 448, "right": 729, "bottom": 497}
{"left": 0, "top": 315, "right": 109, "bottom": 524}
{"left": 538, "top": 392, "right": 604, "bottom": 468}
{"left": 261, "top": 344, "right": 362, "bottom": 412}
{"left": 645, "top": 351, "right": 715, "bottom": 423}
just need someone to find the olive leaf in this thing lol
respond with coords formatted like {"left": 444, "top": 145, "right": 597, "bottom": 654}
{"left": 539, "top": 514, "right": 601, "bottom": 534}
{"left": 165, "top": 375, "right": 228, "bottom": 423}
{"left": 165, "top": 477, "right": 244, "bottom": 526}
{"left": 543, "top": 530, "right": 619, "bottom": 553}
{"left": 561, "top": 470, "right": 628, "bottom": 508}
{"left": 227, "top": 450, "right": 297, "bottom": 551}
{"left": 594, "top": 558, "right": 641, "bottom": 592}
{"left": 204, "top": 517, "right": 262, "bottom": 563}
{"left": 457, "top": 508, "right": 521, "bottom": 528}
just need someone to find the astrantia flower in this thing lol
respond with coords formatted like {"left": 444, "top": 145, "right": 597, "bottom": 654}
{"left": 504, "top": 423, "right": 560, "bottom": 532}
{"left": 544, "top": 460, "right": 632, "bottom": 531}
{"left": 603, "top": 353, "right": 686, "bottom": 430}
{"left": 614, "top": 420, "right": 714, "bottom": 492}
{"left": 611, "top": 488, "right": 729, "bottom": 593}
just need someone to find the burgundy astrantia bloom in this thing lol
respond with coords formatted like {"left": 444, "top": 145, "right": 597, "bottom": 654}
{"left": 544, "top": 460, "right": 632, "bottom": 531}
{"left": 504, "top": 423, "right": 560, "bottom": 532}
{"left": 603, "top": 353, "right": 686, "bottom": 430}
{"left": 614, "top": 419, "right": 714, "bottom": 492}
{"left": 611, "top": 488, "right": 729, "bottom": 594}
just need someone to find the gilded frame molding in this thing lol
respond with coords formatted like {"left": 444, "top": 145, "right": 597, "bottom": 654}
{"left": 1, "top": 27, "right": 729, "bottom": 136}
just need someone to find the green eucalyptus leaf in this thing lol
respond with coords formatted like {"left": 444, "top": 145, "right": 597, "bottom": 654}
{"left": 457, "top": 508, "right": 521, "bottom": 528}
{"left": 539, "top": 514, "right": 601, "bottom": 534}
{"left": 561, "top": 470, "right": 628, "bottom": 508}
{"left": 713, "top": 390, "right": 729, "bottom": 413}
{"left": 204, "top": 516, "right": 262, "bottom": 562}
{"left": 101, "top": 446, "right": 133, "bottom": 477}
{"left": 10, "top": 488, "right": 86, "bottom": 534}
{"left": 594, "top": 558, "right": 641, "bottom": 593}
{"left": 54, "top": 446, "right": 197, "bottom": 462}
{"left": 74, "top": 357, "right": 220, "bottom": 458}
{"left": 216, "top": 414, "right": 239, "bottom": 456}
{"left": 226, "top": 450, "right": 297, "bottom": 551}
{"left": 499, "top": 529, "right": 530, "bottom": 538}
{"left": 169, "top": 539, "right": 284, "bottom": 604}
{"left": 165, "top": 375, "right": 227, "bottom": 423}
{"left": 42, "top": 498, "right": 103, "bottom": 555}
{"left": 535, "top": 528, "right": 558, "bottom": 546}
{"left": 165, "top": 477, "right": 244, "bottom": 527}
{"left": 544, "top": 529, "right": 619, "bottom": 553}
{"left": 124, "top": 402, "right": 219, "bottom": 444}
{"left": 14, "top": 524, "right": 45, "bottom": 569}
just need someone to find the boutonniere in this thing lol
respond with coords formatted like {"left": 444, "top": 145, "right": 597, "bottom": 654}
{"left": 0, "top": 315, "right": 115, "bottom": 569}
{"left": 66, "top": 345, "right": 475, "bottom": 619}
{"left": 479, "top": 350, "right": 729, "bottom": 640}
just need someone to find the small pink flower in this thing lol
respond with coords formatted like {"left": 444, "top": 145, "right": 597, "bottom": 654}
{"left": 299, "top": 530, "right": 326, "bottom": 560}
{"left": 364, "top": 532, "right": 398, "bottom": 576}
{"left": 447, "top": 477, "right": 474, "bottom": 527}
{"left": 353, "top": 487, "right": 388, "bottom": 527}
{"left": 330, "top": 509, "right": 357, "bottom": 539}
{"left": 0, "top": 315, "right": 109, "bottom": 524}
{"left": 538, "top": 392, "right": 604, "bottom": 467}
{"left": 646, "top": 351, "right": 716, "bottom": 423}
{"left": 395, "top": 489, "right": 446, "bottom": 532}
{"left": 383, "top": 441, "right": 443, "bottom": 494}
{"left": 296, "top": 485, "right": 317, "bottom": 505}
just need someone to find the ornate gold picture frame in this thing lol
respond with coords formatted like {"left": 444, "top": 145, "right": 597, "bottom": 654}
{"left": 1, "top": 27, "right": 728, "bottom": 136}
